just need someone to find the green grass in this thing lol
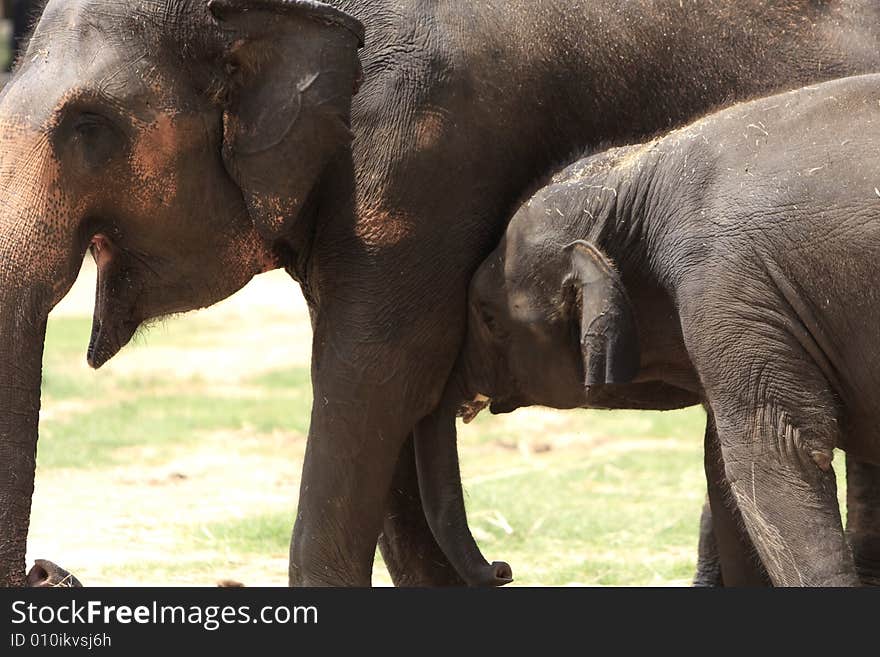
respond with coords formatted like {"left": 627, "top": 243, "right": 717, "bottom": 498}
{"left": 38, "top": 318, "right": 314, "bottom": 468}
{"left": 458, "top": 416, "right": 707, "bottom": 585}
{"left": 194, "top": 511, "right": 295, "bottom": 555}
{"left": 39, "top": 391, "right": 311, "bottom": 469}
{"left": 180, "top": 414, "right": 710, "bottom": 585}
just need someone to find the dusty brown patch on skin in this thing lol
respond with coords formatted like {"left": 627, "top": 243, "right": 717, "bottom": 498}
{"left": 249, "top": 193, "right": 295, "bottom": 237}
{"left": 233, "top": 229, "right": 280, "bottom": 275}
{"left": 811, "top": 450, "right": 833, "bottom": 471}
{"left": 0, "top": 72, "right": 278, "bottom": 359}
{"left": 355, "top": 206, "right": 414, "bottom": 247}
{"left": 113, "top": 105, "right": 278, "bottom": 324}
{"left": 414, "top": 108, "right": 448, "bottom": 152}
{"left": 128, "top": 112, "right": 184, "bottom": 211}
{"left": 0, "top": 118, "right": 88, "bottom": 305}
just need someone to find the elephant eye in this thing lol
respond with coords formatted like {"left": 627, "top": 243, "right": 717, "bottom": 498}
{"left": 479, "top": 304, "right": 508, "bottom": 340}
{"left": 73, "top": 112, "right": 108, "bottom": 137}
{"left": 68, "top": 111, "right": 124, "bottom": 170}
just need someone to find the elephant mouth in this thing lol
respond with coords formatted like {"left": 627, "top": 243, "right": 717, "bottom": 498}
{"left": 89, "top": 233, "right": 113, "bottom": 270}
{"left": 86, "top": 315, "right": 139, "bottom": 369}
{"left": 86, "top": 233, "right": 141, "bottom": 369}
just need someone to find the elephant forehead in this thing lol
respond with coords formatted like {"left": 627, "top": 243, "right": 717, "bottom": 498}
{"left": 31, "top": 0, "right": 220, "bottom": 103}
{"left": 507, "top": 289, "right": 548, "bottom": 326}
{"left": 37, "top": 0, "right": 204, "bottom": 45}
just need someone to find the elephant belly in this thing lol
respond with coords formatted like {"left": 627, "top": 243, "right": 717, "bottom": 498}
{"left": 583, "top": 382, "right": 701, "bottom": 411}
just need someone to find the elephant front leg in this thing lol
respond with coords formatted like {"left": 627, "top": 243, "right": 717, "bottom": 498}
{"left": 845, "top": 455, "right": 880, "bottom": 586}
{"left": 288, "top": 302, "right": 461, "bottom": 586}
{"left": 289, "top": 393, "right": 412, "bottom": 586}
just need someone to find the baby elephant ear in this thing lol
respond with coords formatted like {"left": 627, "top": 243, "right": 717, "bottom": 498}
{"left": 208, "top": 0, "right": 365, "bottom": 241}
{"left": 568, "top": 241, "right": 640, "bottom": 387}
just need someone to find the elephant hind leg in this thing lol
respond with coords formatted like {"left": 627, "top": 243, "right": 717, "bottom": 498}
{"left": 712, "top": 403, "right": 853, "bottom": 586}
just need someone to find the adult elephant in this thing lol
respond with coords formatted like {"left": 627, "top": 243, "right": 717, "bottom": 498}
{"left": 2, "top": 0, "right": 880, "bottom": 587}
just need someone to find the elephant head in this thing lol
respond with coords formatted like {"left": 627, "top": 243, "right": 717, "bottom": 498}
{"left": 0, "top": 0, "right": 363, "bottom": 586}
{"left": 409, "top": 206, "right": 643, "bottom": 584}
{"left": 455, "top": 199, "right": 642, "bottom": 420}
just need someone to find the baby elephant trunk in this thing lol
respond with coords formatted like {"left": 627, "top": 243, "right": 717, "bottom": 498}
{"left": 413, "top": 395, "right": 513, "bottom": 587}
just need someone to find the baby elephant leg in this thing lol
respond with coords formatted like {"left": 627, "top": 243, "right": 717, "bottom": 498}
{"left": 703, "top": 412, "right": 770, "bottom": 586}
{"left": 682, "top": 298, "right": 856, "bottom": 586}
{"left": 711, "top": 399, "right": 853, "bottom": 586}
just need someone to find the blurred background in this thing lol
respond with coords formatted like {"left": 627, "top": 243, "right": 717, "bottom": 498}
{"left": 1, "top": 0, "right": 32, "bottom": 74}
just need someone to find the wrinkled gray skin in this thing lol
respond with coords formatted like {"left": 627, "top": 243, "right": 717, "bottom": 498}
{"left": 444, "top": 74, "right": 880, "bottom": 586}
{"left": 5, "top": 0, "right": 880, "bottom": 587}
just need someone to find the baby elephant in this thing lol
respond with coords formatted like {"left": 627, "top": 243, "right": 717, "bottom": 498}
{"left": 415, "top": 73, "right": 880, "bottom": 586}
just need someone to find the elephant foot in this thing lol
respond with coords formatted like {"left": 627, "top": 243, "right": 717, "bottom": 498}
{"left": 474, "top": 561, "right": 513, "bottom": 587}
{"left": 26, "top": 560, "right": 83, "bottom": 587}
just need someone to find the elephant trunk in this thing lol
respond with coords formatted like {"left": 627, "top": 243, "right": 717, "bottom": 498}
{"left": 413, "top": 392, "right": 513, "bottom": 588}
{"left": 0, "top": 284, "right": 51, "bottom": 586}
{"left": 0, "top": 71, "right": 93, "bottom": 587}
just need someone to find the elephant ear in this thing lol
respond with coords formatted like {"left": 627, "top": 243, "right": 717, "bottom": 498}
{"left": 208, "top": 0, "right": 365, "bottom": 241}
{"left": 568, "top": 241, "right": 640, "bottom": 387}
